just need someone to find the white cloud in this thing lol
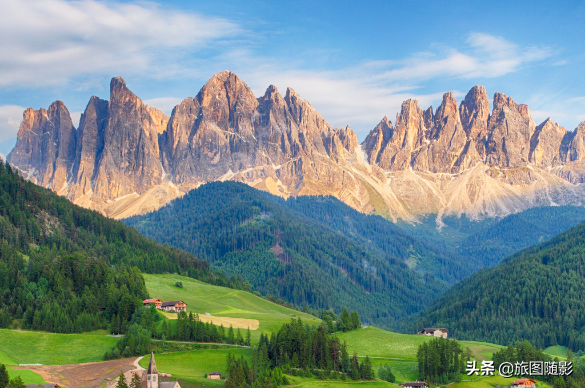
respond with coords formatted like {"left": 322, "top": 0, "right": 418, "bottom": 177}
{"left": 230, "top": 32, "right": 552, "bottom": 138}
{"left": 577, "top": 114, "right": 585, "bottom": 121}
{"left": 0, "top": 0, "right": 240, "bottom": 87}
{"left": 0, "top": 152, "right": 5, "bottom": 162}
{"left": 143, "top": 97, "right": 186, "bottom": 115}
{"left": 0, "top": 105, "right": 25, "bottom": 143}
{"left": 70, "top": 111, "right": 82, "bottom": 128}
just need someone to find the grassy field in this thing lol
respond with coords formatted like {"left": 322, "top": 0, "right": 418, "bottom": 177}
{"left": 286, "top": 374, "right": 400, "bottom": 387}
{"left": 0, "top": 329, "right": 118, "bottom": 365}
{"left": 544, "top": 345, "right": 568, "bottom": 358}
{"left": 0, "top": 349, "right": 46, "bottom": 384}
{"left": 139, "top": 348, "right": 252, "bottom": 387}
{"left": 335, "top": 328, "right": 503, "bottom": 361}
{"left": 144, "top": 274, "right": 321, "bottom": 341}
{"left": 333, "top": 327, "right": 506, "bottom": 385}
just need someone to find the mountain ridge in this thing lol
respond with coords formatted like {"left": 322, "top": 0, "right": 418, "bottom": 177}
{"left": 8, "top": 71, "right": 585, "bottom": 222}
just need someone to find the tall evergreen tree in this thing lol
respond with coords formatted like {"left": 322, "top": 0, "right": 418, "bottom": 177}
{"left": 350, "top": 311, "right": 361, "bottom": 330}
{"left": 130, "top": 372, "right": 142, "bottom": 388}
{"left": 116, "top": 371, "right": 128, "bottom": 388}
{"left": 6, "top": 376, "right": 24, "bottom": 388}
{"left": 0, "top": 365, "right": 9, "bottom": 388}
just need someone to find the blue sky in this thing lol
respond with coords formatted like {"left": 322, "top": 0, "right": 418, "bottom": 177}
{"left": 1, "top": 0, "right": 584, "bottom": 159}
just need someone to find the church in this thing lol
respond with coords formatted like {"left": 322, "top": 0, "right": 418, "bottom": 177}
{"left": 144, "top": 352, "right": 181, "bottom": 388}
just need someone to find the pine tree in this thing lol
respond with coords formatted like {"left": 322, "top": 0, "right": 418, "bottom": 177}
{"left": 340, "top": 308, "right": 351, "bottom": 332}
{"left": 236, "top": 328, "right": 244, "bottom": 345}
{"left": 361, "top": 356, "right": 374, "bottom": 380}
{"left": 111, "top": 314, "right": 119, "bottom": 335}
{"left": 350, "top": 311, "right": 360, "bottom": 330}
{"left": 130, "top": 372, "right": 142, "bottom": 388}
{"left": 378, "top": 363, "right": 395, "bottom": 383}
{"left": 350, "top": 352, "right": 359, "bottom": 380}
{"left": 246, "top": 327, "right": 251, "bottom": 346}
{"left": 340, "top": 341, "right": 349, "bottom": 373}
{"left": 6, "top": 376, "right": 24, "bottom": 388}
{"left": 116, "top": 371, "right": 128, "bottom": 388}
{"left": 0, "top": 364, "right": 9, "bottom": 388}
{"left": 228, "top": 324, "right": 235, "bottom": 344}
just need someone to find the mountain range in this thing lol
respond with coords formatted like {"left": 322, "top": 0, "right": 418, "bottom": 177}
{"left": 7, "top": 71, "right": 585, "bottom": 222}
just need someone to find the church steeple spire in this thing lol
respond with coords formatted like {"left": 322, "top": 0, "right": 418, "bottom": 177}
{"left": 146, "top": 352, "right": 158, "bottom": 388}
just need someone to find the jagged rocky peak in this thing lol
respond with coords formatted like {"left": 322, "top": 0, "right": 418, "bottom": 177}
{"left": 430, "top": 92, "right": 461, "bottom": 137}
{"left": 395, "top": 99, "right": 425, "bottom": 146}
{"left": 566, "top": 121, "right": 585, "bottom": 162}
{"left": 362, "top": 116, "right": 393, "bottom": 165}
{"left": 529, "top": 117, "right": 567, "bottom": 166}
{"left": 338, "top": 125, "right": 358, "bottom": 151}
{"left": 423, "top": 106, "right": 433, "bottom": 130}
{"left": 8, "top": 100, "right": 76, "bottom": 191}
{"left": 485, "top": 92, "right": 536, "bottom": 167}
{"left": 459, "top": 85, "right": 490, "bottom": 138}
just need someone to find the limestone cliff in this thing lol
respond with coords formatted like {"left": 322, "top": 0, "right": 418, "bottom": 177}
{"left": 7, "top": 73, "right": 585, "bottom": 222}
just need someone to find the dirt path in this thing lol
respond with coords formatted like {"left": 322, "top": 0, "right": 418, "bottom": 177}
{"left": 13, "top": 357, "right": 142, "bottom": 388}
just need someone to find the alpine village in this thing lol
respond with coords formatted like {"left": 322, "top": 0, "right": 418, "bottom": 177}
{"left": 1, "top": 2, "right": 585, "bottom": 388}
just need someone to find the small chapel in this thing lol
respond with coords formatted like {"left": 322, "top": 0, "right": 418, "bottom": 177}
{"left": 145, "top": 352, "right": 181, "bottom": 388}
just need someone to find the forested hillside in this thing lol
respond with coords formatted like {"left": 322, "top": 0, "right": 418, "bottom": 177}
{"left": 283, "top": 196, "right": 477, "bottom": 283}
{"left": 399, "top": 207, "right": 585, "bottom": 268}
{"left": 124, "top": 181, "right": 446, "bottom": 328}
{"left": 0, "top": 160, "right": 244, "bottom": 333}
{"left": 414, "top": 218, "right": 585, "bottom": 351}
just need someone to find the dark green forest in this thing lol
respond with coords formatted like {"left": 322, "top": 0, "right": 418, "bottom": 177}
{"left": 400, "top": 207, "right": 585, "bottom": 267}
{"left": 416, "top": 337, "right": 465, "bottom": 384}
{"left": 0, "top": 161, "right": 246, "bottom": 333}
{"left": 414, "top": 218, "right": 585, "bottom": 350}
{"left": 492, "top": 341, "right": 585, "bottom": 388}
{"left": 225, "top": 318, "right": 374, "bottom": 388}
{"left": 282, "top": 196, "right": 477, "bottom": 284}
{"left": 124, "top": 181, "right": 446, "bottom": 328}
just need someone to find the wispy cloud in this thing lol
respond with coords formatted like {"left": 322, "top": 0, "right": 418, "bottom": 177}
{"left": 232, "top": 33, "right": 553, "bottom": 136}
{"left": 143, "top": 97, "right": 186, "bottom": 115}
{"left": 0, "top": 0, "right": 559, "bottom": 142}
{"left": 0, "top": 0, "right": 240, "bottom": 87}
{"left": 0, "top": 105, "right": 25, "bottom": 143}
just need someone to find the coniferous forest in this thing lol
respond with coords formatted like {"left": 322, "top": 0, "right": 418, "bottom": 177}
{"left": 124, "top": 181, "right": 447, "bottom": 328}
{"left": 0, "top": 161, "right": 247, "bottom": 333}
{"left": 225, "top": 318, "right": 373, "bottom": 388}
{"left": 414, "top": 218, "right": 585, "bottom": 350}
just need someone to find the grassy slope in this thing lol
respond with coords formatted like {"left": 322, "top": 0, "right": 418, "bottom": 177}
{"left": 334, "top": 327, "right": 504, "bottom": 384}
{"left": 0, "top": 349, "right": 45, "bottom": 384}
{"left": 0, "top": 273, "right": 551, "bottom": 387}
{"left": 543, "top": 345, "right": 568, "bottom": 357}
{"left": 0, "top": 329, "right": 118, "bottom": 365}
{"left": 143, "top": 273, "right": 321, "bottom": 340}
{"left": 139, "top": 348, "right": 251, "bottom": 386}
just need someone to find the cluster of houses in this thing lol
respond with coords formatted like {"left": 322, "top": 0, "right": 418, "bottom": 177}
{"left": 143, "top": 298, "right": 187, "bottom": 313}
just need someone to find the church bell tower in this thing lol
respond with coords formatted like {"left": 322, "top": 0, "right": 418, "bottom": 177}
{"left": 146, "top": 352, "right": 158, "bottom": 388}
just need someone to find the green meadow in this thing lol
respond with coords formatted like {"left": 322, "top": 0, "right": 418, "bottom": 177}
{"left": 543, "top": 345, "right": 568, "bottom": 358}
{"left": 286, "top": 374, "right": 400, "bottom": 387}
{"left": 333, "top": 327, "right": 505, "bottom": 385}
{"left": 0, "top": 273, "right": 538, "bottom": 388}
{"left": 0, "top": 349, "right": 45, "bottom": 384}
{"left": 0, "top": 329, "right": 118, "bottom": 365}
{"left": 143, "top": 273, "right": 321, "bottom": 340}
{"left": 139, "top": 348, "right": 252, "bottom": 387}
